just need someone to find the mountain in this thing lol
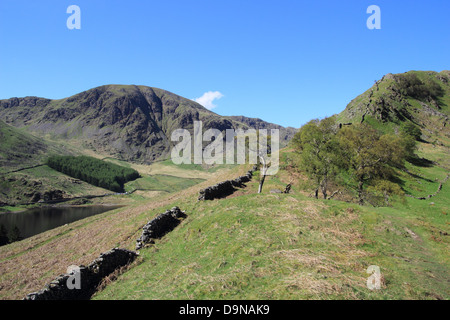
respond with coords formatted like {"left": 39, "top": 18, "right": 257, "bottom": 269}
{"left": 336, "top": 70, "right": 450, "bottom": 143}
{"left": 0, "top": 85, "right": 297, "bottom": 164}
{"left": 1, "top": 72, "right": 450, "bottom": 300}
{"left": 225, "top": 115, "right": 297, "bottom": 135}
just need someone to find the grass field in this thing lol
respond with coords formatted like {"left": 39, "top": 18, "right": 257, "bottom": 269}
{"left": 125, "top": 174, "right": 206, "bottom": 193}
{"left": 0, "top": 164, "right": 243, "bottom": 299}
{"left": 92, "top": 142, "right": 449, "bottom": 300}
{"left": 0, "top": 142, "right": 448, "bottom": 300}
{"left": 93, "top": 172, "right": 449, "bottom": 300}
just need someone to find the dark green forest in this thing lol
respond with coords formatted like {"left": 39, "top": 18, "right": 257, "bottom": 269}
{"left": 47, "top": 156, "right": 140, "bottom": 192}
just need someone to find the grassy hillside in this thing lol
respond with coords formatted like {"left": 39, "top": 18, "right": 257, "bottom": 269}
{"left": 0, "top": 141, "right": 448, "bottom": 300}
{"left": 0, "top": 165, "right": 112, "bottom": 207}
{"left": 0, "top": 121, "right": 91, "bottom": 206}
{"left": 124, "top": 174, "right": 205, "bottom": 194}
{"left": 92, "top": 71, "right": 450, "bottom": 300}
{"left": 0, "top": 120, "right": 68, "bottom": 173}
{"left": 337, "top": 71, "right": 449, "bottom": 142}
{"left": 0, "top": 71, "right": 448, "bottom": 300}
{"left": 0, "top": 164, "right": 241, "bottom": 299}
{"left": 93, "top": 155, "right": 449, "bottom": 299}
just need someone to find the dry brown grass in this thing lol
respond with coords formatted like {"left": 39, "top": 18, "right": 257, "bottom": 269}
{"left": 260, "top": 198, "right": 371, "bottom": 298}
{"left": 0, "top": 164, "right": 245, "bottom": 300}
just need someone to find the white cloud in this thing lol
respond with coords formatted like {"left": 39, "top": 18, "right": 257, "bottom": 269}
{"left": 194, "top": 91, "right": 224, "bottom": 110}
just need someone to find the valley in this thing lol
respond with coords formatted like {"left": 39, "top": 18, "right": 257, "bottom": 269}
{"left": 0, "top": 71, "right": 449, "bottom": 300}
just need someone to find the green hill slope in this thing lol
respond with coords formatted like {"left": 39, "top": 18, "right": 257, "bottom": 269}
{"left": 0, "top": 121, "right": 103, "bottom": 206}
{"left": 336, "top": 70, "right": 450, "bottom": 144}
{"left": 0, "top": 71, "right": 448, "bottom": 300}
{"left": 93, "top": 71, "right": 450, "bottom": 300}
{"left": 93, "top": 166, "right": 449, "bottom": 300}
{"left": 0, "top": 120, "right": 56, "bottom": 173}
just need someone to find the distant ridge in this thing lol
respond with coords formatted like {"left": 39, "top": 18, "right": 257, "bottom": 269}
{"left": 0, "top": 85, "right": 297, "bottom": 164}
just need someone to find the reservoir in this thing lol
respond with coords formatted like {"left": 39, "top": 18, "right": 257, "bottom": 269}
{"left": 0, "top": 205, "right": 123, "bottom": 245}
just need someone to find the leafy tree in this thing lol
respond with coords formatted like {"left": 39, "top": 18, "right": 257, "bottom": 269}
{"left": 294, "top": 117, "right": 341, "bottom": 199}
{"left": 399, "top": 123, "right": 420, "bottom": 161}
{"left": 337, "top": 124, "right": 407, "bottom": 205}
{"left": 394, "top": 73, "right": 444, "bottom": 100}
{"left": 368, "top": 180, "right": 405, "bottom": 206}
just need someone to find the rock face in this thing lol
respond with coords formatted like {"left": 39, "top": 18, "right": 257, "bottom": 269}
{"left": 198, "top": 166, "right": 257, "bottom": 201}
{"left": 0, "top": 85, "right": 296, "bottom": 164}
{"left": 135, "top": 207, "right": 187, "bottom": 250}
{"left": 225, "top": 115, "right": 297, "bottom": 145}
{"left": 24, "top": 248, "right": 138, "bottom": 300}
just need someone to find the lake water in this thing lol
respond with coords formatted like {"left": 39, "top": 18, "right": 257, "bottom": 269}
{"left": 0, "top": 205, "right": 123, "bottom": 244}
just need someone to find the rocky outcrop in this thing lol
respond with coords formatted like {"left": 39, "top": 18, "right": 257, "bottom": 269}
{"left": 0, "top": 173, "right": 71, "bottom": 205}
{"left": 198, "top": 166, "right": 257, "bottom": 201}
{"left": 24, "top": 248, "right": 138, "bottom": 300}
{"left": 270, "top": 184, "right": 291, "bottom": 194}
{"left": 135, "top": 207, "right": 187, "bottom": 250}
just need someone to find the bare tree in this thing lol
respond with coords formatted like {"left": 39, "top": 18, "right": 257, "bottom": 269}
{"left": 236, "top": 129, "right": 278, "bottom": 194}
{"left": 258, "top": 152, "right": 268, "bottom": 194}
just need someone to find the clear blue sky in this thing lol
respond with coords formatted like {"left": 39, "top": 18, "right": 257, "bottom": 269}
{"left": 0, "top": 0, "right": 449, "bottom": 128}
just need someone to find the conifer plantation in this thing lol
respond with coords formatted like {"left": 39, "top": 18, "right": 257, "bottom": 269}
{"left": 47, "top": 156, "right": 140, "bottom": 192}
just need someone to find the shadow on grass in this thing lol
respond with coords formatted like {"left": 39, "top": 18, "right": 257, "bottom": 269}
{"left": 407, "top": 156, "right": 434, "bottom": 168}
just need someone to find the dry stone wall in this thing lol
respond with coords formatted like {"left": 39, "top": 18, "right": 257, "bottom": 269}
{"left": 24, "top": 206, "right": 188, "bottom": 300}
{"left": 135, "top": 206, "right": 187, "bottom": 250}
{"left": 24, "top": 248, "right": 137, "bottom": 300}
{"left": 198, "top": 165, "right": 258, "bottom": 201}
{"left": 23, "top": 163, "right": 261, "bottom": 300}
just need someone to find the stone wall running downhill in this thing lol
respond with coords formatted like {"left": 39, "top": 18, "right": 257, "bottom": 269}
{"left": 24, "top": 248, "right": 138, "bottom": 300}
{"left": 198, "top": 165, "right": 258, "bottom": 201}
{"left": 135, "top": 206, "right": 187, "bottom": 250}
{"left": 24, "top": 206, "right": 188, "bottom": 300}
{"left": 23, "top": 163, "right": 260, "bottom": 300}
{"left": 23, "top": 166, "right": 258, "bottom": 300}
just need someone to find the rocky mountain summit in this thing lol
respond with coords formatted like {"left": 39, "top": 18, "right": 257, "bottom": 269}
{"left": 0, "top": 85, "right": 296, "bottom": 164}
